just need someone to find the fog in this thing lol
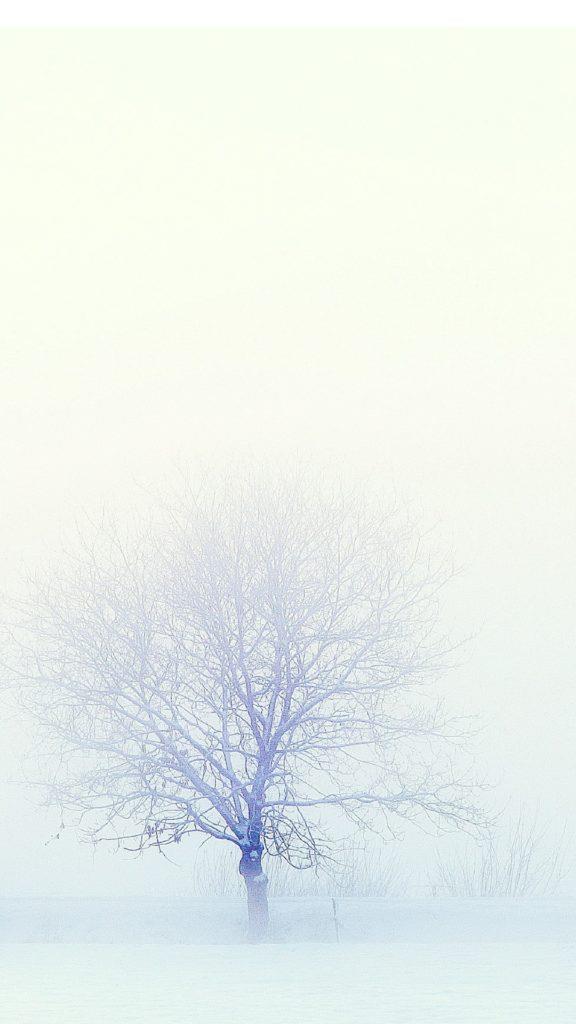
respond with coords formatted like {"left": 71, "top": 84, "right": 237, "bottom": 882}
{"left": 0, "top": 29, "right": 575, "bottom": 903}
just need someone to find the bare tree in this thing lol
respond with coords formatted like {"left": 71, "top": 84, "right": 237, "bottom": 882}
{"left": 10, "top": 471, "right": 483, "bottom": 939}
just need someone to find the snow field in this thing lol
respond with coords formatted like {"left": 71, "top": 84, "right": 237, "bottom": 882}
{"left": 1, "top": 941, "right": 575, "bottom": 1024}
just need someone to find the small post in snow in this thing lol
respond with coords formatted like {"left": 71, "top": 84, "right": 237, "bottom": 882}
{"left": 331, "top": 897, "right": 340, "bottom": 943}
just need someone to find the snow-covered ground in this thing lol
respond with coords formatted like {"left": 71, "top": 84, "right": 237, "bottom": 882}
{"left": 1, "top": 896, "right": 575, "bottom": 944}
{"left": 1, "top": 940, "right": 575, "bottom": 1023}
{"left": 1, "top": 900, "right": 574, "bottom": 1022}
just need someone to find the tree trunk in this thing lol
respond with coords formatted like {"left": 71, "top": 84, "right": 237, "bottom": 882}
{"left": 239, "top": 848, "right": 269, "bottom": 941}
{"left": 244, "top": 872, "right": 269, "bottom": 941}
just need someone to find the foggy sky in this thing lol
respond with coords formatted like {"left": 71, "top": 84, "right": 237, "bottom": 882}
{"left": 0, "top": 29, "right": 574, "bottom": 895}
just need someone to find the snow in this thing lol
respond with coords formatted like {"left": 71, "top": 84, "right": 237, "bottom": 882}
{"left": 1, "top": 941, "right": 575, "bottom": 1023}
{"left": 0, "top": 895, "right": 574, "bottom": 944}
{"left": 1, "top": 900, "right": 574, "bottom": 1022}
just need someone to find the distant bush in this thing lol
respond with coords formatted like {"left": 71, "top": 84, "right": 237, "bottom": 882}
{"left": 189, "top": 839, "right": 409, "bottom": 898}
{"left": 429, "top": 811, "right": 569, "bottom": 897}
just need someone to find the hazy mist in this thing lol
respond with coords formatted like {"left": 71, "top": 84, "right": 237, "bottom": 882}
{"left": 0, "top": 29, "right": 574, "bottom": 897}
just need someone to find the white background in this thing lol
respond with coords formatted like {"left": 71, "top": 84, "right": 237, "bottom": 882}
{"left": 0, "top": 21, "right": 574, "bottom": 895}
